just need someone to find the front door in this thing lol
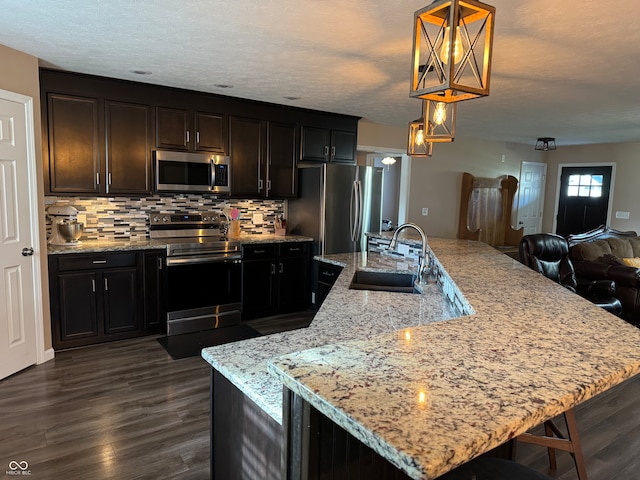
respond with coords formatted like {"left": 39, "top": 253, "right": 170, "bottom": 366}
{"left": 0, "top": 90, "right": 39, "bottom": 380}
{"left": 556, "top": 165, "right": 612, "bottom": 237}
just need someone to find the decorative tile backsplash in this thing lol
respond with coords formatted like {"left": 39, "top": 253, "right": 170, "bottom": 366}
{"left": 44, "top": 194, "right": 285, "bottom": 241}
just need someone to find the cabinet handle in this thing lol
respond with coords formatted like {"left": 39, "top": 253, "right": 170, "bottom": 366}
{"left": 258, "top": 178, "right": 263, "bottom": 192}
{"left": 196, "top": 131, "right": 200, "bottom": 144}
{"left": 279, "top": 262, "right": 284, "bottom": 274}
{"left": 290, "top": 247, "right": 301, "bottom": 252}
{"left": 104, "top": 278, "right": 109, "bottom": 291}
{"left": 331, "top": 146, "right": 336, "bottom": 159}
{"left": 266, "top": 179, "right": 271, "bottom": 192}
{"left": 91, "top": 279, "right": 96, "bottom": 292}
{"left": 186, "top": 130, "right": 190, "bottom": 144}
{"left": 92, "top": 260, "right": 107, "bottom": 264}
{"left": 323, "top": 145, "right": 329, "bottom": 157}
{"left": 108, "top": 173, "right": 112, "bottom": 185}
{"left": 157, "top": 257, "right": 163, "bottom": 270}
{"left": 96, "top": 172, "right": 100, "bottom": 185}
{"left": 322, "top": 270, "right": 335, "bottom": 277}
{"left": 254, "top": 249, "right": 265, "bottom": 254}
{"left": 271, "top": 263, "right": 275, "bottom": 275}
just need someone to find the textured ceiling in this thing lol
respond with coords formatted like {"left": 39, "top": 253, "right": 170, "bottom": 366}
{"left": 2, "top": 0, "right": 640, "bottom": 147}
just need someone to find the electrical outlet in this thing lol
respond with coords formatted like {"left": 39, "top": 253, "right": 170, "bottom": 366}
{"left": 252, "top": 213, "right": 264, "bottom": 224}
{"left": 615, "top": 211, "right": 630, "bottom": 219}
{"left": 422, "top": 207, "right": 429, "bottom": 216}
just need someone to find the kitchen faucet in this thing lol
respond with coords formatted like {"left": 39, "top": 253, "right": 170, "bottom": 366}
{"left": 388, "top": 223, "right": 431, "bottom": 285}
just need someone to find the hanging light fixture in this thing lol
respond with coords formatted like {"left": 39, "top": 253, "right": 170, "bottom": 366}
{"left": 407, "top": 111, "right": 434, "bottom": 157}
{"left": 534, "top": 137, "right": 556, "bottom": 151}
{"left": 381, "top": 156, "right": 397, "bottom": 166}
{"left": 407, "top": 99, "right": 455, "bottom": 155}
{"left": 410, "top": 0, "right": 495, "bottom": 103}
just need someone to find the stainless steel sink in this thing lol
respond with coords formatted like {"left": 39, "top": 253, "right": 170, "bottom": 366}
{"left": 349, "top": 270, "right": 419, "bottom": 294}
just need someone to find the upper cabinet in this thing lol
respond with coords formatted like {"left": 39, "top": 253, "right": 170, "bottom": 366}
{"left": 45, "top": 93, "right": 101, "bottom": 194}
{"left": 301, "top": 126, "right": 357, "bottom": 164}
{"left": 156, "top": 107, "right": 227, "bottom": 153}
{"left": 106, "top": 101, "right": 152, "bottom": 194}
{"left": 229, "top": 117, "right": 298, "bottom": 199}
{"left": 40, "top": 68, "right": 359, "bottom": 197}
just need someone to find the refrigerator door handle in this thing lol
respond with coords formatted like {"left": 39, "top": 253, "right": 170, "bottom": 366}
{"left": 356, "top": 179, "right": 364, "bottom": 239}
{"left": 350, "top": 180, "right": 358, "bottom": 242}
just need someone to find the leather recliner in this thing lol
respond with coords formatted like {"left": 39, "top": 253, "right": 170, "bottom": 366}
{"left": 519, "top": 233, "right": 622, "bottom": 315}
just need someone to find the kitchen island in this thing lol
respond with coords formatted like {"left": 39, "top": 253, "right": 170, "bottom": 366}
{"left": 202, "top": 236, "right": 640, "bottom": 479}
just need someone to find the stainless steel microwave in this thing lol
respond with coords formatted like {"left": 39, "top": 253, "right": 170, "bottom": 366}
{"left": 155, "top": 151, "right": 231, "bottom": 194}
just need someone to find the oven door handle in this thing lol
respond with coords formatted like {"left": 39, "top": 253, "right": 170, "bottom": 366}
{"left": 166, "top": 254, "right": 241, "bottom": 266}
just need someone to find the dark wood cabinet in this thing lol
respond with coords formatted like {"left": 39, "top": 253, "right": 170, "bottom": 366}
{"left": 43, "top": 90, "right": 153, "bottom": 195}
{"left": 229, "top": 116, "right": 266, "bottom": 197}
{"left": 267, "top": 122, "right": 298, "bottom": 198}
{"left": 142, "top": 251, "right": 165, "bottom": 332}
{"left": 40, "top": 68, "right": 359, "bottom": 197}
{"left": 45, "top": 93, "right": 101, "bottom": 194}
{"left": 229, "top": 117, "right": 298, "bottom": 198}
{"left": 301, "top": 126, "right": 356, "bottom": 164}
{"left": 241, "top": 242, "right": 310, "bottom": 320}
{"left": 156, "top": 106, "right": 227, "bottom": 153}
{"left": 241, "top": 244, "right": 277, "bottom": 319}
{"left": 316, "top": 261, "right": 343, "bottom": 308}
{"left": 48, "top": 251, "right": 154, "bottom": 350}
{"left": 105, "top": 101, "right": 152, "bottom": 194}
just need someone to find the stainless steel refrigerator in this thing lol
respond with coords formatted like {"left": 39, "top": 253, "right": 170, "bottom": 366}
{"left": 287, "top": 163, "right": 384, "bottom": 257}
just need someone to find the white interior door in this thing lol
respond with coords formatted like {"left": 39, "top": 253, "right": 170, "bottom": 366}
{"left": 0, "top": 90, "right": 39, "bottom": 379}
{"left": 516, "top": 162, "right": 546, "bottom": 235}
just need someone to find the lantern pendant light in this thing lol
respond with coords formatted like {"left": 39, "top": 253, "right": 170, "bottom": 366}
{"left": 410, "top": 0, "right": 495, "bottom": 103}
{"left": 408, "top": 99, "right": 456, "bottom": 156}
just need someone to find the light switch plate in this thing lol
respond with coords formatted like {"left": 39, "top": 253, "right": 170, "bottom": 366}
{"left": 615, "top": 211, "right": 630, "bottom": 219}
{"left": 422, "top": 207, "right": 429, "bottom": 216}
{"left": 252, "top": 213, "right": 264, "bottom": 224}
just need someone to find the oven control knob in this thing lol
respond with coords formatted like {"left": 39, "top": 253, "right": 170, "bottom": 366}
{"left": 152, "top": 215, "right": 161, "bottom": 223}
{"left": 203, "top": 215, "right": 210, "bottom": 222}
{"left": 162, "top": 216, "right": 170, "bottom": 223}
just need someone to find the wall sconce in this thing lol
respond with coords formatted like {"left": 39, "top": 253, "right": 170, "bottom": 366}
{"left": 534, "top": 137, "right": 556, "bottom": 151}
{"left": 410, "top": 0, "right": 495, "bottom": 103}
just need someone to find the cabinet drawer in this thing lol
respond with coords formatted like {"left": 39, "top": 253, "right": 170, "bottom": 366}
{"left": 242, "top": 244, "right": 276, "bottom": 260}
{"left": 318, "top": 262, "right": 343, "bottom": 285}
{"left": 56, "top": 252, "right": 138, "bottom": 271}
{"left": 279, "top": 242, "right": 310, "bottom": 257}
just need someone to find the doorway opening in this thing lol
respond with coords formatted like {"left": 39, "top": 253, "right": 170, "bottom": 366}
{"left": 553, "top": 163, "right": 615, "bottom": 237}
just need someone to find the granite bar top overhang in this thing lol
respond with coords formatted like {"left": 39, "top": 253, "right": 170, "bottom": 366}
{"left": 268, "top": 238, "right": 640, "bottom": 479}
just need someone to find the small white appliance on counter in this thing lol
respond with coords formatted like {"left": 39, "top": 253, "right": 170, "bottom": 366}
{"left": 46, "top": 205, "right": 84, "bottom": 245}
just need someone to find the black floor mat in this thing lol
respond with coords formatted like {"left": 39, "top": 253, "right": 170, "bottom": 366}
{"left": 157, "top": 325, "right": 262, "bottom": 360}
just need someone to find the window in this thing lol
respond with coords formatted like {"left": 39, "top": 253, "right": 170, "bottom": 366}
{"left": 567, "top": 174, "right": 603, "bottom": 197}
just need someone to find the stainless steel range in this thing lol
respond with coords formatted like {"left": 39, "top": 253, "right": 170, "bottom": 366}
{"left": 150, "top": 211, "right": 241, "bottom": 336}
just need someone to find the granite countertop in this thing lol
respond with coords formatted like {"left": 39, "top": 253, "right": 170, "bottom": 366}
{"left": 268, "top": 238, "right": 640, "bottom": 479}
{"left": 47, "top": 234, "right": 313, "bottom": 254}
{"left": 202, "top": 247, "right": 458, "bottom": 422}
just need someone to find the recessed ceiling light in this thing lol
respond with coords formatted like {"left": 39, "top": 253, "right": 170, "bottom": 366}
{"left": 284, "top": 96, "right": 301, "bottom": 101}
{"left": 130, "top": 70, "right": 152, "bottom": 75}
{"left": 215, "top": 84, "right": 233, "bottom": 89}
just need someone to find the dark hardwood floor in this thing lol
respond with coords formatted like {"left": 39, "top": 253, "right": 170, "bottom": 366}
{"left": 1, "top": 319, "right": 639, "bottom": 479}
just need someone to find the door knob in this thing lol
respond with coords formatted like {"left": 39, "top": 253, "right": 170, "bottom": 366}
{"left": 21, "top": 247, "right": 34, "bottom": 256}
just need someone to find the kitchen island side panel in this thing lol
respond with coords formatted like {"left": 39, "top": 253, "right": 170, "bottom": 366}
{"left": 211, "top": 369, "right": 281, "bottom": 480}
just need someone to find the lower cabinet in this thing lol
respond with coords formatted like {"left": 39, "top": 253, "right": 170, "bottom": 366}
{"left": 316, "top": 261, "right": 344, "bottom": 308}
{"left": 48, "top": 250, "right": 164, "bottom": 350}
{"left": 242, "top": 242, "right": 311, "bottom": 320}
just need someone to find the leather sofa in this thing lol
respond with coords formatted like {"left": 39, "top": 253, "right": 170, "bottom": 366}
{"left": 519, "top": 233, "right": 622, "bottom": 315}
{"left": 568, "top": 226, "right": 640, "bottom": 325}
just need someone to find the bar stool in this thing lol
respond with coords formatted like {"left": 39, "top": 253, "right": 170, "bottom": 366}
{"left": 437, "top": 457, "right": 552, "bottom": 479}
{"left": 517, "top": 408, "right": 588, "bottom": 480}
